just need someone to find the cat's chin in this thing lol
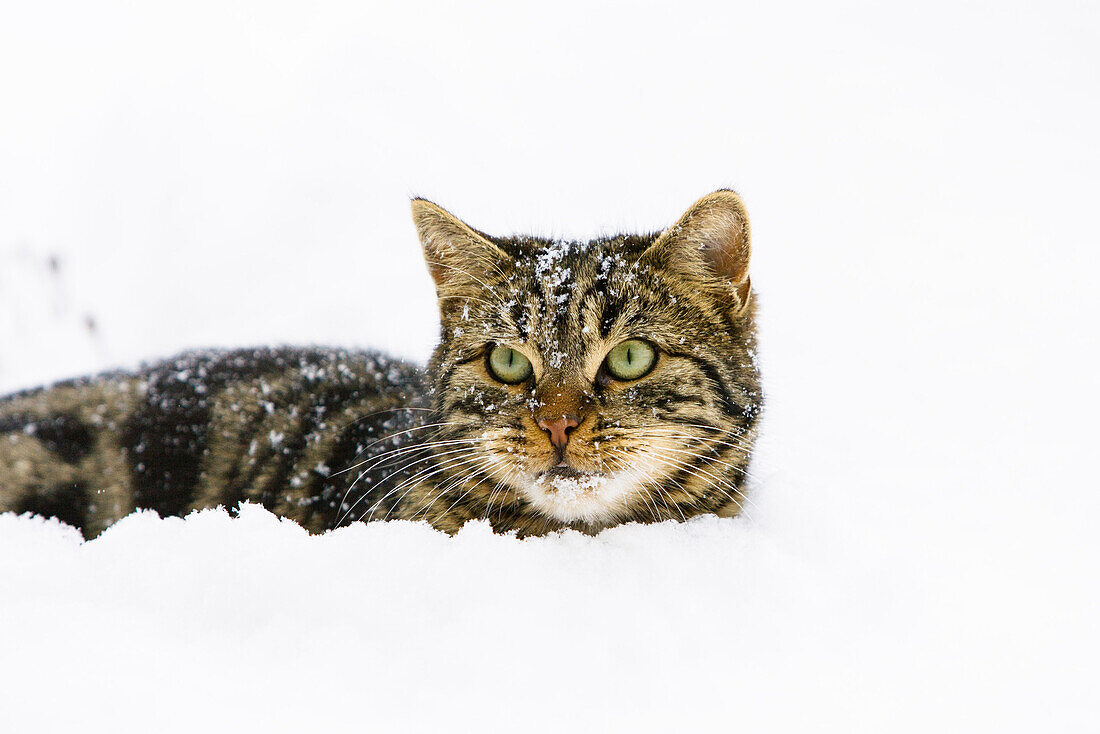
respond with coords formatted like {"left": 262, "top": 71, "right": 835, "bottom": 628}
{"left": 522, "top": 467, "right": 635, "bottom": 525}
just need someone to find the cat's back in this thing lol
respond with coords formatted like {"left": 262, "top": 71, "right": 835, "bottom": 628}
{"left": 1, "top": 347, "right": 430, "bottom": 536}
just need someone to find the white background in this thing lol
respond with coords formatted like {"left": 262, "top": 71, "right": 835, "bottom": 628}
{"left": 1, "top": 1, "right": 1097, "bottom": 731}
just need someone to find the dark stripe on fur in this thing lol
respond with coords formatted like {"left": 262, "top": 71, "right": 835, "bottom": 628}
{"left": 13, "top": 481, "right": 90, "bottom": 530}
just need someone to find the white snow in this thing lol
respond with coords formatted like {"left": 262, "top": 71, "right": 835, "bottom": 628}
{"left": 2, "top": 1, "right": 1099, "bottom": 732}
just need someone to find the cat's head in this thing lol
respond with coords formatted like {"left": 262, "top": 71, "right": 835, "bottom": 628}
{"left": 413, "top": 192, "right": 761, "bottom": 532}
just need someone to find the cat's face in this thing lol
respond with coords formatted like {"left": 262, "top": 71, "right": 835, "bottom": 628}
{"left": 415, "top": 192, "right": 761, "bottom": 531}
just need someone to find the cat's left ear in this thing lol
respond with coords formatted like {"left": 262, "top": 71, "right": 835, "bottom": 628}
{"left": 646, "top": 190, "right": 753, "bottom": 316}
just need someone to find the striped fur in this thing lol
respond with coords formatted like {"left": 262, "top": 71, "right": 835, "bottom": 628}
{"left": 1, "top": 191, "right": 762, "bottom": 537}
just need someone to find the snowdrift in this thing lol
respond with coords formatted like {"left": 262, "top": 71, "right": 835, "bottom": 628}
{"left": 1, "top": 500, "right": 1089, "bottom": 733}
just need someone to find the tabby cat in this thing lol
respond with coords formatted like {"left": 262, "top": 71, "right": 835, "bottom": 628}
{"left": 0, "top": 191, "right": 762, "bottom": 538}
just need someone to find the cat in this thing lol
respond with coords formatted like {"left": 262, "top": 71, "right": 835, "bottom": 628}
{"left": 0, "top": 191, "right": 762, "bottom": 538}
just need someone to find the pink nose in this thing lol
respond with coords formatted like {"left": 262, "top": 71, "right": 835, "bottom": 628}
{"left": 537, "top": 415, "right": 580, "bottom": 448}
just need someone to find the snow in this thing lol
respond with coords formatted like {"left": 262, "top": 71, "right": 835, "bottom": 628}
{"left": 2, "top": 1, "right": 1099, "bottom": 732}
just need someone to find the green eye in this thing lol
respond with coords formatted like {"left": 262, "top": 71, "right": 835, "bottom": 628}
{"left": 604, "top": 339, "right": 656, "bottom": 381}
{"left": 488, "top": 345, "right": 533, "bottom": 384}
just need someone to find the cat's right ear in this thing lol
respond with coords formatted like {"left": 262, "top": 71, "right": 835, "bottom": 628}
{"left": 645, "top": 190, "right": 753, "bottom": 317}
{"left": 411, "top": 199, "right": 508, "bottom": 297}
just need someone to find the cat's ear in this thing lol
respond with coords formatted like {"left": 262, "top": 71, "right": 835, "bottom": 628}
{"left": 646, "top": 190, "right": 753, "bottom": 315}
{"left": 411, "top": 199, "right": 508, "bottom": 297}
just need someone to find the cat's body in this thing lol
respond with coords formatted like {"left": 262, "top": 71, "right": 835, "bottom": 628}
{"left": 0, "top": 348, "right": 437, "bottom": 537}
{"left": 1, "top": 192, "right": 762, "bottom": 537}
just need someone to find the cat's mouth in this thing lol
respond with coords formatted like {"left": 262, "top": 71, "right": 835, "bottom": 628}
{"left": 525, "top": 464, "right": 632, "bottom": 526}
{"left": 533, "top": 467, "right": 608, "bottom": 499}
{"left": 542, "top": 464, "right": 589, "bottom": 480}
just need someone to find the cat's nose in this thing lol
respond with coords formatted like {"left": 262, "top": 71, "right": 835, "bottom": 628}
{"left": 537, "top": 415, "right": 580, "bottom": 448}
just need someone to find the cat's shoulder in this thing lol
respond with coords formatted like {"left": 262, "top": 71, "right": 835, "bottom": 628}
{"left": 1, "top": 346, "right": 427, "bottom": 415}
{"left": 136, "top": 346, "right": 423, "bottom": 388}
